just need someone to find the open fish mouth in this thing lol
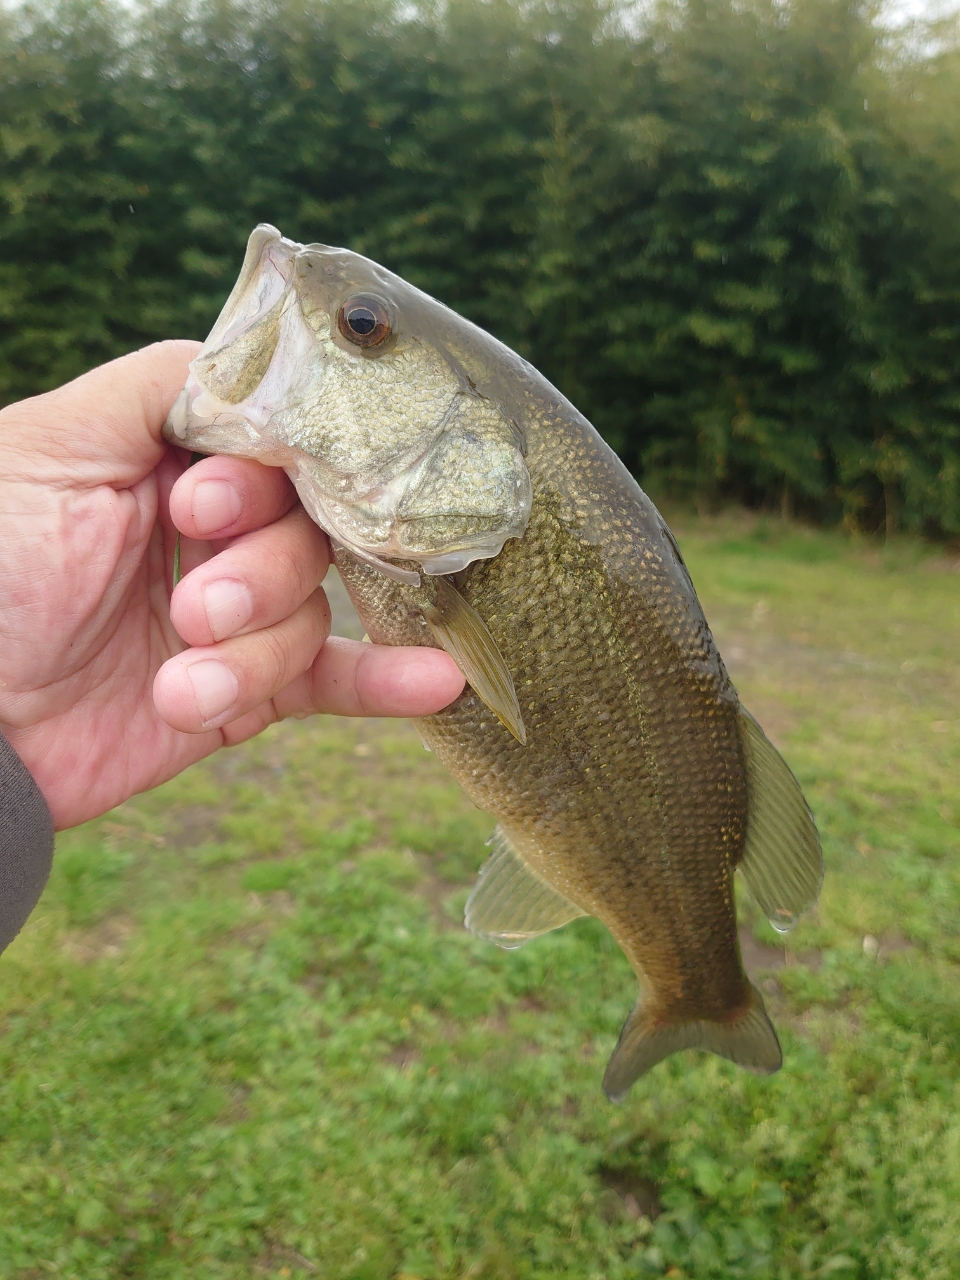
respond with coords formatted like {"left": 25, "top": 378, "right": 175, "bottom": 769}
{"left": 164, "top": 225, "right": 532, "bottom": 586}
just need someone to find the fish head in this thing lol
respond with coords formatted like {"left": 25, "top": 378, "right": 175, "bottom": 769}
{"left": 164, "top": 224, "right": 532, "bottom": 583}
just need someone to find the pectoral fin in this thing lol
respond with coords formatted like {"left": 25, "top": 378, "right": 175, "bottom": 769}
{"left": 465, "top": 826, "right": 585, "bottom": 949}
{"left": 736, "top": 707, "right": 823, "bottom": 933}
{"left": 421, "top": 578, "right": 527, "bottom": 744}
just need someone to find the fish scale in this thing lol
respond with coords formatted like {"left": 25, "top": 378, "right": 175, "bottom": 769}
{"left": 165, "top": 224, "right": 822, "bottom": 1098}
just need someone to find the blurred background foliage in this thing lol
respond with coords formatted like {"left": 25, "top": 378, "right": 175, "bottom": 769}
{"left": 1, "top": 0, "right": 959, "bottom": 535}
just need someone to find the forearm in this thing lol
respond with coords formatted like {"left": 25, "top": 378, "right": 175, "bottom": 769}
{"left": 0, "top": 733, "right": 54, "bottom": 956}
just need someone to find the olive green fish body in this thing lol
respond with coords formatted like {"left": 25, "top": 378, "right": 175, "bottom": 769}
{"left": 336, "top": 389, "right": 762, "bottom": 1078}
{"left": 165, "top": 225, "right": 822, "bottom": 1097}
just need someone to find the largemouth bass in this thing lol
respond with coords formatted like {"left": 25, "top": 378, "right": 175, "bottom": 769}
{"left": 164, "top": 225, "right": 822, "bottom": 1099}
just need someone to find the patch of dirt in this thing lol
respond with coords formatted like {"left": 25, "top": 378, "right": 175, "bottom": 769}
{"left": 739, "top": 927, "right": 821, "bottom": 1001}
{"left": 217, "top": 1084, "right": 252, "bottom": 1126}
{"left": 163, "top": 802, "right": 228, "bottom": 851}
{"left": 474, "top": 1008, "right": 513, "bottom": 1036}
{"left": 789, "top": 948, "right": 823, "bottom": 971}
{"left": 793, "top": 1004, "right": 861, "bottom": 1056}
{"left": 879, "top": 930, "right": 914, "bottom": 960}
{"left": 384, "top": 1042, "right": 421, "bottom": 1070}
{"left": 739, "top": 928, "right": 785, "bottom": 975}
{"left": 227, "top": 892, "right": 302, "bottom": 950}
{"left": 255, "top": 1242, "right": 320, "bottom": 1275}
{"left": 403, "top": 851, "right": 471, "bottom": 933}
{"left": 61, "top": 914, "right": 136, "bottom": 964}
{"left": 717, "top": 621, "right": 953, "bottom": 712}
{"left": 102, "top": 820, "right": 166, "bottom": 848}
{"left": 245, "top": 890, "right": 297, "bottom": 916}
{"left": 597, "top": 1167, "right": 662, "bottom": 1221}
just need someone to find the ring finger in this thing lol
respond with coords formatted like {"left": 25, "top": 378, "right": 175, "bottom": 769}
{"left": 154, "top": 589, "right": 331, "bottom": 733}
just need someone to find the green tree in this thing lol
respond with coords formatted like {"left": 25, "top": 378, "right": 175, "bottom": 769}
{"left": 1, "top": 0, "right": 958, "bottom": 533}
{"left": 0, "top": 0, "right": 143, "bottom": 398}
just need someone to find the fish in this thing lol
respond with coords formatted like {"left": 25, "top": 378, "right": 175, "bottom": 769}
{"left": 164, "top": 224, "right": 822, "bottom": 1100}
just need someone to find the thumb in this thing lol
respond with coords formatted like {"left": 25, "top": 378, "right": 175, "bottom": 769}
{"left": 0, "top": 340, "right": 201, "bottom": 487}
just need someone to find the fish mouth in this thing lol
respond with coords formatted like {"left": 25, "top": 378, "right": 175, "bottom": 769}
{"left": 164, "top": 224, "right": 531, "bottom": 586}
{"left": 165, "top": 227, "right": 304, "bottom": 446}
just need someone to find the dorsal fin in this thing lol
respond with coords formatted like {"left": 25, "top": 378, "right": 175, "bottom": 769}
{"left": 736, "top": 707, "right": 823, "bottom": 933}
{"left": 465, "top": 826, "right": 585, "bottom": 949}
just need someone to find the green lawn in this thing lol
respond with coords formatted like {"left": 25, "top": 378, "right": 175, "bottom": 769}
{"left": 1, "top": 513, "right": 958, "bottom": 1280}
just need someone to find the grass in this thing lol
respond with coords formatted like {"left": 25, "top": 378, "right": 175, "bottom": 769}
{"left": 1, "top": 511, "right": 959, "bottom": 1280}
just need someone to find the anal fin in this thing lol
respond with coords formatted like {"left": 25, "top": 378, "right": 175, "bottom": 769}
{"left": 421, "top": 578, "right": 527, "bottom": 745}
{"left": 737, "top": 707, "right": 823, "bottom": 933}
{"left": 602, "top": 982, "right": 782, "bottom": 1102}
{"left": 465, "top": 826, "right": 585, "bottom": 949}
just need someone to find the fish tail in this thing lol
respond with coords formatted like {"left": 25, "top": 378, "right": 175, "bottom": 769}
{"left": 602, "top": 983, "right": 782, "bottom": 1102}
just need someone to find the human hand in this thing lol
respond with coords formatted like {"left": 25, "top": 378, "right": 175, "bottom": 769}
{"left": 0, "top": 341, "right": 464, "bottom": 830}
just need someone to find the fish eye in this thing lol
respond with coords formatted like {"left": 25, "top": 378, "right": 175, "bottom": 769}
{"left": 337, "top": 296, "right": 392, "bottom": 348}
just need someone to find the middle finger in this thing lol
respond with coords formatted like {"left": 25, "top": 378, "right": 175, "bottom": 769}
{"left": 170, "top": 505, "right": 329, "bottom": 646}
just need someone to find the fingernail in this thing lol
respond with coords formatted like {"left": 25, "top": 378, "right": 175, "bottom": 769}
{"left": 186, "top": 659, "right": 239, "bottom": 725}
{"left": 203, "top": 579, "right": 253, "bottom": 641}
{"left": 191, "top": 480, "right": 242, "bottom": 536}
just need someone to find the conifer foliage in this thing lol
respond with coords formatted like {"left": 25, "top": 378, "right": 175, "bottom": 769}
{"left": 1, "top": 0, "right": 958, "bottom": 534}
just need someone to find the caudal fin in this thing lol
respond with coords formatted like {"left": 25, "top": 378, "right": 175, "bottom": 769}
{"left": 602, "top": 984, "right": 782, "bottom": 1102}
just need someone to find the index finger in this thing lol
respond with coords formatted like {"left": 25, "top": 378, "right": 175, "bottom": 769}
{"left": 170, "top": 455, "right": 299, "bottom": 541}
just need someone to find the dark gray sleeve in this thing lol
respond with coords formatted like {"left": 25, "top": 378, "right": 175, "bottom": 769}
{"left": 0, "top": 733, "right": 54, "bottom": 956}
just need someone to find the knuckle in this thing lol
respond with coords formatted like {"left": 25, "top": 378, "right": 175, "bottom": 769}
{"left": 274, "top": 543, "right": 307, "bottom": 594}
{"left": 252, "top": 597, "right": 326, "bottom": 691}
{"left": 353, "top": 647, "right": 376, "bottom": 715}
{"left": 287, "top": 519, "right": 327, "bottom": 592}
{"left": 256, "top": 626, "right": 292, "bottom": 684}
{"left": 311, "top": 587, "right": 332, "bottom": 634}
